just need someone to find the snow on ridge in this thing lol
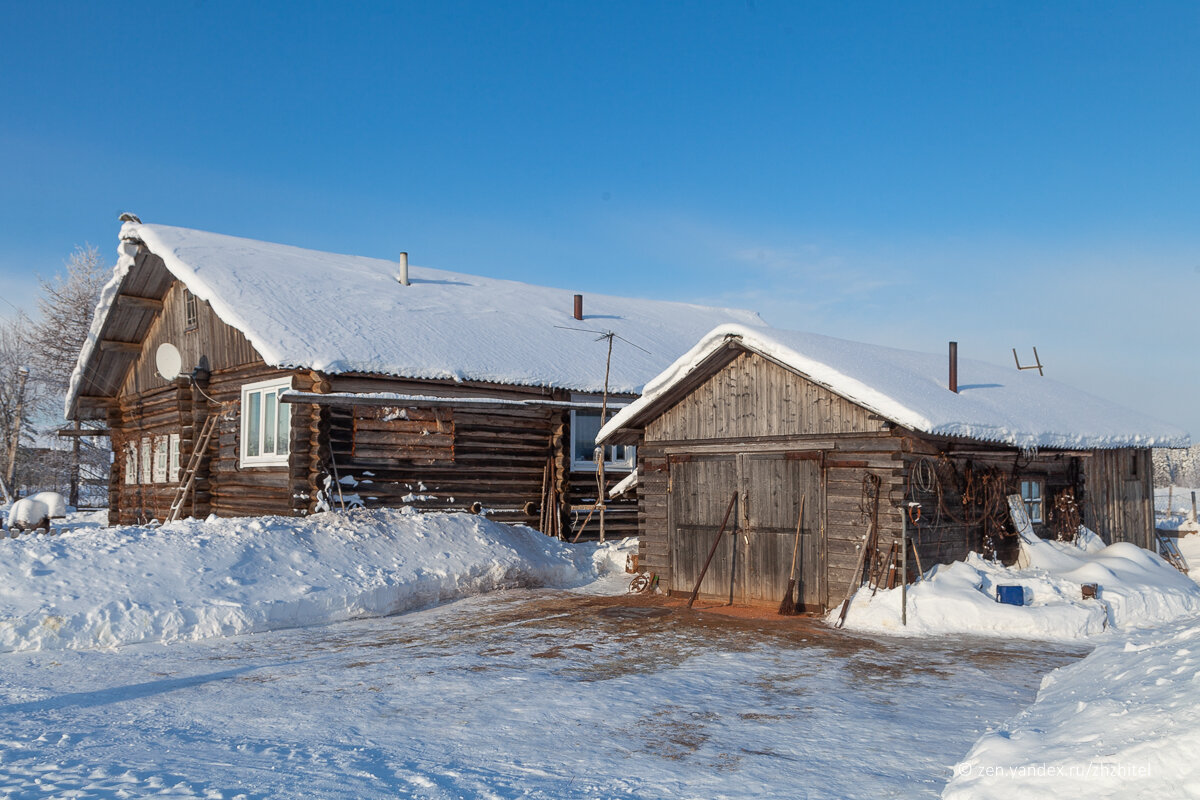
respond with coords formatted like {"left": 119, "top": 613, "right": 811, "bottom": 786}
{"left": 105, "top": 222, "right": 763, "bottom": 394}
{"left": 601, "top": 323, "right": 1189, "bottom": 450}
{"left": 944, "top": 617, "right": 1200, "bottom": 799}
{"left": 64, "top": 239, "right": 140, "bottom": 417}
{"left": 0, "top": 509, "right": 617, "bottom": 653}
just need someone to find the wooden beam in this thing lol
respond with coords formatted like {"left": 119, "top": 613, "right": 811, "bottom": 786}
{"left": 76, "top": 395, "right": 116, "bottom": 408}
{"left": 56, "top": 427, "right": 111, "bottom": 438}
{"left": 116, "top": 294, "right": 163, "bottom": 312}
{"left": 99, "top": 340, "right": 142, "bottom": 354}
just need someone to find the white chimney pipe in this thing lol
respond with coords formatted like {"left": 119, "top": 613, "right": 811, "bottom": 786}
{"left": 398, "top": 252, "right": 410, "bottom": 286}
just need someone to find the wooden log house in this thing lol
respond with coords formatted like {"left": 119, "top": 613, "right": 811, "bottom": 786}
{"left": 597, "top": 325, "right": 1189, "bottom": 610}
{"left": 65, "top": 219, "right": 764, "bottom": 534}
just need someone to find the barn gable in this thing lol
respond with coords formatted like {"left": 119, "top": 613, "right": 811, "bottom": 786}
{"left": 646, "top": 350, "right": 891, "bottom": 444}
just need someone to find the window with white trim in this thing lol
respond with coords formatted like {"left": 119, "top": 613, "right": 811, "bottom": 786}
{"left": 141, "top": 437, "right": 152, "bottom": 484}
{"left": 153, "top": 436, "right": 169, "bottom": 483}
{"left": 183, "top": 289, "right": 198, "bottom": 331}
{"left": 124, "top": 441, "right": 138, "bottom": 484}
{"left": 1021, "top": 479, "right": 1044, "bottom": 523}
{"left": 240, "top": 378, "right": 292, "bottom": 467}
{"left": 168, "top": 434, "right": 181, "bottom": 483}
{"left": 570, "top": 406, "right": 635, "bottom": 472}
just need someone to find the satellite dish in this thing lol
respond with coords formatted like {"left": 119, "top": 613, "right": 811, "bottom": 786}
{"left": 156, "top": 343, "right": 183, "bottom": 381}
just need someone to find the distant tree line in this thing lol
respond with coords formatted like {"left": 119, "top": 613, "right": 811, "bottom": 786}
{"left": 1154, "top": 444, "right": 1200, "bottom": 488}
{"left": 0, "top": 245, "right": 110, "bottom": 506}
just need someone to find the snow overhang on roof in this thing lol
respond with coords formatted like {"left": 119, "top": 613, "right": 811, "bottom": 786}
{"left": 597, "top": 324, "right": 1191, "bottom": 451}
{"left": 65, "top": 221, "right": 766, "bottom": 418}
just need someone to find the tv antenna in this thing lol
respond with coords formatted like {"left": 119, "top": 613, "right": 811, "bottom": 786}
{"left": 1013, "top": 347, "right": 1044, "bottom": 376}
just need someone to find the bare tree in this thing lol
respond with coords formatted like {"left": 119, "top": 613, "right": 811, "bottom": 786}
{"left": 0, "top": 317, "right": 52, "bottom": 497}
{"left": 26, "top": 244, "right": 109, "bottom": 392}
{"left": 18, "top": 244, "right": 111, "bottom": 505}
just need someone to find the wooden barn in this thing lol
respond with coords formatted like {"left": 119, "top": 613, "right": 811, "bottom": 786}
{"left": 597, "top": 325, "right": 1190, "bottom": 611}
{"left": 65, "top": 218, "right": 763, "bottom": 535}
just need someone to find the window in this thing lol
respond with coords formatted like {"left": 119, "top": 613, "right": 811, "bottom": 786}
{"left": 168, "top": 434, "right": 181, "bottom": 483}
{"left": 240, "top": 378, "right": 292, "bottom": 467}
{"left": 153, "top": 437, "right": 169, "bottom": 483}
{"left": 183, "top": 289, "right": 198, "bottom": 331}
{"left": 570, "top": 406, "right": 635, "bottom": 471}
{"left": 124, "top": 441, "right": 138, "bottom": 485}
{"left": 1021, "top": 479, "right": 1044, "bottom": 523}
{"left": 141, "top": 437, "right": 152, "bottom": 484}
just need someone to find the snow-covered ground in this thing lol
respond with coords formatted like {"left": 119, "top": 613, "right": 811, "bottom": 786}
{"left": 3, "top": 506, "right": 1198, "bottom": 798}
{"left": 0, "top": 508, "right": 632, "bottom": 652}
{"left": 0, "top": 587, "right": 1084, "bottom": 799}
{"left": 944, "top": 615, "right": 1200, "bottom": 799}
{"left": 834, "top": 528, "right": 1200, "bottom": 641}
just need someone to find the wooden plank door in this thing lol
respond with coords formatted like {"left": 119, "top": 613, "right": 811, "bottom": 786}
{"left": 668, "top": 455, "right": 738, "bottom": 598}
{"left": 737, "top": 453, "right": 823, "bottom": 608}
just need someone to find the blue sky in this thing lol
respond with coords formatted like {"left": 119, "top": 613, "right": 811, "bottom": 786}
{"left": 1, "top": 1, "right": 1197, "bottom": 435}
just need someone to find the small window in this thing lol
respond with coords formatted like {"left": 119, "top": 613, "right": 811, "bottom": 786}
{"left": 168, "top": 434, "right": 181, "bottom": 483}
{"left": 124, "top": 441, "right": 138, "bottom": 485}
{"left": 570, "top": 407, "right": 635, "bottom": 472}
{"left": 141, "top": 437, "right": 152, "bottom": 484}
{"left": 184, "top": 289, "right": 198, "bottom": 331}
{"left": 240, "top": 378, "right": 292, "bottom": 467}
{"left": 153, "top": 437, "right": 169, "bottom": 483}
{"left": 1021, "top": 479, "right": 1044, "bottom": 523}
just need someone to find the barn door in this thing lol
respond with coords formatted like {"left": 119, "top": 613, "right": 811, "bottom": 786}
{"left": 737, "top": 453, "right": 823, "bottom": 609}
{"left": 668, "top": 455, "right": 738, "bottom": 599}
{"left": 668, "top": 452, "right": 823, "bottom": 608}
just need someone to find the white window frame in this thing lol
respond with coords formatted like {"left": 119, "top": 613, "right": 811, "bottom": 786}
{"left": 168, "top": 433, "right": 181, "bottom": 483}
{"left": 124, "top": 441, "right": 138, "bottom": 485}
{"left": 183, "top": 289, "right": 198, "bottom": 331}
{"left": 1021, "top": 479, "right": 1044, "bottom": 524}
{"left": 569, "top": 399, "right": 635, "bottom": 473}
{"left": 153, "top": 436, "right": 169, "bottom": 483}
{"left": 141, "top": 436, "right": 152, "bottom": 484}
{"left": 240, "top": 378, "right": 293, "bottom": 468}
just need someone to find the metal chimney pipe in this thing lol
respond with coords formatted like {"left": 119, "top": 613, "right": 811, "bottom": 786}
{"left": 573, "top": 294, "right": 583, "bottom": 320}
{"left": 949, "top": 341, "right": 958, "bottom": 393}
{"left": 398, "top": 252, "right": 409, "bottom": 286}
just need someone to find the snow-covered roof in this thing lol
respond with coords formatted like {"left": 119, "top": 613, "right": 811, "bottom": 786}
{"left": 67, "top": 223, "right": 764, "bottom": 414}
{"left": 598, "top": 324, "right": 1190, "bottom": 450}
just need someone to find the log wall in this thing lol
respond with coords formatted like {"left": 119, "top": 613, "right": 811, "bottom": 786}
{"left": 310, "top": 374, "right": 637, "bottom": 538}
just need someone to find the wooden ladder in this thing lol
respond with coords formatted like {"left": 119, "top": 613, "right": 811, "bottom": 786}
{"left": 165, "top": 414, "right": 218, "bottom": 524}
{"left": 1157, "top": 530, "right": 1190, "bottom": 574}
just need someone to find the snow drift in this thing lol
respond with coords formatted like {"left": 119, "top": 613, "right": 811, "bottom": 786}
{"left": 944, "top": 617, "right": 1200, "bottom": 799}
{"left": 833, "top": 531, "right": 1200, "bottom": 641}
{"left": 0, "top": 509, "right": 622, "bottom": 653}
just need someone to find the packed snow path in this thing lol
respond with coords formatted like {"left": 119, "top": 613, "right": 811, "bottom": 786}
{"left": 0, "top": 590, "right": 1084, "bottom": 799}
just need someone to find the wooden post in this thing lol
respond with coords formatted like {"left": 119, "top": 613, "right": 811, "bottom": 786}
{"left": 598, "top": 333, "right": 614, "bottom": 544}
{"left": 68, "top": 420, "right": 81, "bottom": 507}
{"left": 4, "top": 366, "right": 29, "bottom": 490}
{"left": 901, "top": 509, "right": 908, "bottom": 626}
{"left": 1192, "top": 491, "right": 1198, "bottom": 524}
